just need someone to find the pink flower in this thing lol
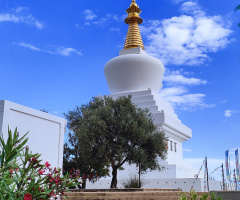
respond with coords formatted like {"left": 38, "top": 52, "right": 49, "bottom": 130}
{"left": 9, "top": 168, "right": 13, "bottom": 174}
{"left": 38, "top": 169, "right": 45, "bottom": 175}
{"left": 24, "top": 193, "right": 32, "bottom": 200}
{"left": 45, "top": 161, "right": 51, "bottom": 168}
{"left": 32, "top": 157, "right": 37, "bottom": 163}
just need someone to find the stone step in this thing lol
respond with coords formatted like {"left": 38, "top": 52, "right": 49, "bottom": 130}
{"left": 139, "top": 105, "right": 159, "bottom": 112}
{"left": 67, "top": 196, "right": 180, "bottom": 200}
{"left": 111, "top": 90, "right": 152, "bottom": 99}
{"left": 134, "top": 100, "right": 156, "bottom": 107}
{"left": 131, "top": 95, "right": 154, "bottom": 102}
{"left": 66, "top": 191, "right": 209, "bottom": 200}
{"left": 66, "top": 192, "right": 182, "bottom": 197}
{"left": 69, "top": 189, "right": 182, "bottom": 192}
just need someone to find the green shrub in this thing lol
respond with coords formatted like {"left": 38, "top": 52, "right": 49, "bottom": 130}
{"left": 210, "top": 192, "right": 222, "bottom": 200}
{"left": 180, "top": 189, "right": 199, "bottom": 200}
{"left": 0, "top": 128, "right": 78, "bottom": 199}
{"left": 179, "top": 190, "right": 222, "bottom": 200}
{"left": 200, "top": 193, "right": 209, "bottom": 200}
{"left": 122, "top": 173, "right": 145, "bottom": 188}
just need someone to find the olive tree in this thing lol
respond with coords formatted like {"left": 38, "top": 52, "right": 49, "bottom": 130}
{"left": 64, "top": 96, "right": 167, "bottom": 188}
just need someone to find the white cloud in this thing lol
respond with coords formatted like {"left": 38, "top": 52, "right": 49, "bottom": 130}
{"left": 18, "top": 42, "right": 42, "bottom": 51}
{"left": 57, "top": 47, "right": 82, "bottom": 56}
{"left": 0, "top": 7, "right": 44, "bottom": 29}
{"left": 160, "top": 86, "right": 214, "bottom": 110}
{"left": 163, "top": 71, "right": 207, "bottom": 85}
{"left": 141, "top": 2, "right": 230, "bottom": 109}
{"left": 81, "top": 12, "right": 124, "bottom": 27}
{"left": 82, "top": 9, "right": 97, "bottom": 21}
{"left": 74, "top": 23, "right": 84, "bottom": 30}
{"left": 92, "top": 17, "right": 109, "bottom": 26}
{"left": 141, "top": 2, "right": 232, "bottom": 66}
{"left": 84, "top": 22, "right": 90, "bottom": 26}
{"left": 160, "top": 86, "right": 187, "bottom": 97}
{"left": 106, "top": 14, "right": 120, "bottom": 21}
{"left": 224, "top": 110, "right": 239, "bottom": 118}
{"left": 16, "top": 42, "right": 53, "bottom": 54}
{"left": 183, "top": 148, "right": 192, "bottom": 152}
{"left": 161, "top": 69, "right": 210, "bottom": 110}
{"left": 15, "top": 42, "right": 82, "bottom": 57}
{"left": 0, "top": 14, "right": 19, "bottom": 22}
{"left": 180, "top": 1, "right": 204, "bottom": 16}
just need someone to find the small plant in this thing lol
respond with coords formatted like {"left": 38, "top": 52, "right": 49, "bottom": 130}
{"left": 179, "top": 190, "right": 222, "bottom": 200}
{"left": 189, "top": 189, "right": 197, "bottom": 200}
{"left": 180, "top": 189, "right": 198, "bottom": 200}
{"left": 179, "top": 192, "right": 187, "bottom": 200}
{"left": 122, "top": 173, "right": 145, "bottom": 188}
{"left": 0, "top": 128, "right": 78, "bottom": 199}
{"left": 210, "top": 192, "right": 222, "bottom": 200}
{"left": 200, "top": 193, "right": 209, "bottom": 200}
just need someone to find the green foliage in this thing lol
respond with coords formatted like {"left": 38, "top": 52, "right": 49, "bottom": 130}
{"left": 179, "top": 190, "right": 223, "bottom": 200}
{"left": 0, "top": 128, "right": 77, "bottom": 199}
{"left": 200, "top": 193, "right": 209, "bottom": 200}
{"left": 180, "top": 190, "right": 200, "bottom": 200}
{"left": 122, "top": 173, "right": 145, "bottom": 188}
{"left": 40, "top": 109, "right": 49, "bottom": 113}
{"left": 0, "top": 128, "right": 28, "bottom": 172}
{"left": 210, "top": 192, "right": 222, "bottom": 200}
{"left": 63, "top": 132, "right": 108, "bottom": 189}
{"left": 235, "top": 4, "right": 240, "bottom": 27}
{"left": 180, "top": 192, "right": 188, "bottom": 200}
{"left": 235, "top": 4, "right": 240, "bottom": 11}
{"left": 64, "top": 96, "right": 167, "bottom": 188}
{"left": 189, "top": 189, "right": 198, "bottom": 200}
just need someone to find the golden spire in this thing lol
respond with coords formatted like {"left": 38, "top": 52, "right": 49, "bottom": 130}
{"left": 124, "top": 0, "right": 145, "bottom": 50}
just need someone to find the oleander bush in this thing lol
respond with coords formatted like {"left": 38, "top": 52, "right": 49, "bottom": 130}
{"left": 0, "top": 128, "right": 78, "bottom": 200}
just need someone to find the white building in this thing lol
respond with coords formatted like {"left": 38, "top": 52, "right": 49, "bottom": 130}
{"left": 0, "top": 100, "right": 66, "bottom": 169}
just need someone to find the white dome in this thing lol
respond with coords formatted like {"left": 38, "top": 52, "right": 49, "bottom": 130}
{"left": 104, "top": 48, "right": 165, "bottom": 94}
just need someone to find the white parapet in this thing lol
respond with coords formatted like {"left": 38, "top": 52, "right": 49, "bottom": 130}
{"left": 86, "top": 177, "right": 224, "bottom": 192}
{"left": 0, "top": 100, "right": 66, "bottom": 169}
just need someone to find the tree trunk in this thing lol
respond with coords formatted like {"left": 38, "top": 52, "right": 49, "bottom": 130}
{"left": 82, "top": 180, "right": 86, "bottom": 189}
{"left": 138, "top": 163, "right": 141, "bottom": 188}
{"left": 110, "top": 167, "right": 118, "bottom": 188}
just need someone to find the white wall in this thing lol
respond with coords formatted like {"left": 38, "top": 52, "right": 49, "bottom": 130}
{"left": 86, "top": 178, "right": 224, "bottom": 192}
{"left": 0, "top": 100, "right": 66, "bottom": 169}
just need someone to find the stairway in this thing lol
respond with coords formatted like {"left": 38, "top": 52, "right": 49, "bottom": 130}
{"left": 65, "top": 189, "right": 209, "bottom": 200}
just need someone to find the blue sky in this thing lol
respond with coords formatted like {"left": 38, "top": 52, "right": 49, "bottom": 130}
{"left": 0, "top": 0, "right": 240, "bottom": 180}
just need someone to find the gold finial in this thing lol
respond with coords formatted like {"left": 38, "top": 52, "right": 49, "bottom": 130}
{"left": 124, "top": 0, "right": 145, "bottom": 50}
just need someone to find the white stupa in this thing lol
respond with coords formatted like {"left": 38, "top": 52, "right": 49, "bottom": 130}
{"left": 88, "top": 0, "right": 222, "bottom": 191}
{"left": 104, "top": 0, "right": 194, "bottom": 178}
